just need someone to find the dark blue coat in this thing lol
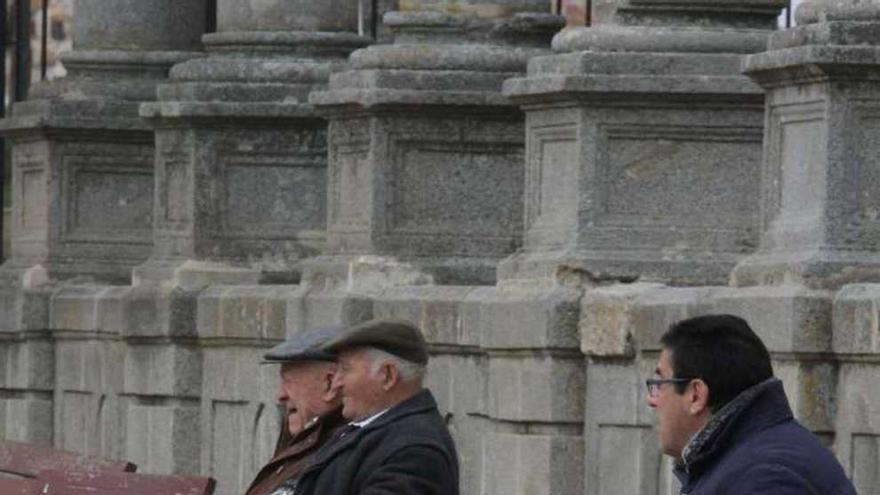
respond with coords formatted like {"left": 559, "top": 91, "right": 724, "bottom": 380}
{"left": 675, "top": 379, "right": 856, "bottom": 495}
{"left": 293, "top": 389, "right": 459, "bottom": 495}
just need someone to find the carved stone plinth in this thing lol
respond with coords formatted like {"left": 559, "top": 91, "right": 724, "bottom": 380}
{"left": 136, "top": 5, "right": 370, "bottom": 286}
{"left": 0, "top": 0, "right": 206, "bottom": 284}
{"left": 308, "top": 7, "right": 563, "bottom": 286}
{"left": 731, "top": 0, "right": 880, "bottom": 290}
{"left": 501, "top": 0, "right": 786, "bottom": 286}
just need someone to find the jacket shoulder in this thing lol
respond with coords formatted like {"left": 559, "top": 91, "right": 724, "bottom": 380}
{"left": 707, "top": 421, "right": 854, "bottom": 494}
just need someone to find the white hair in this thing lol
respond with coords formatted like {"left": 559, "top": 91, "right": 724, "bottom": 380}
{"left": 366, "top": 347, "right": 426, "bottom": 382}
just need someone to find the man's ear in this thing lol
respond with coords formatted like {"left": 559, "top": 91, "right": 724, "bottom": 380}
{"left": 321, "top": 371, "right": 338, "bottom": 402}
{"left": 689, "top": 379, "right": 711, "bottom": 416}
{"left": 381, "top": 362, "right": 399, "bottom": 391}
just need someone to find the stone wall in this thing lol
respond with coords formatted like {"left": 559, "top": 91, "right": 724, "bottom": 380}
{"left": 0, "top": 1, "right": 877, "bottom": 495}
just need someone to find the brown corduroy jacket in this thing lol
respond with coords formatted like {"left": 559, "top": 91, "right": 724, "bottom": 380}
{"left": 244, "top": 407, "right": 346, "bottom": 495}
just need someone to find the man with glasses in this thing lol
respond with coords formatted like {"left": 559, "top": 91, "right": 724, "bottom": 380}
{"left": 647, "top": 314, "right": 855, "bottom": 495}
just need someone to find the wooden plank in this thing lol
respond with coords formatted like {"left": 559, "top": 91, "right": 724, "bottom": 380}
{"left": 0, "top": 441, "right": 136, "bottom": 478}
{"left": 0, "top": 478, "right": 123, "bottom": 495}
{"left": 37, "top": 470, "right": 216, "bottom": 495}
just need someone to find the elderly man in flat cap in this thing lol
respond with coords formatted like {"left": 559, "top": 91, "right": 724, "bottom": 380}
{"left": 244, "top": 325, "right": 347, "bottom": 495}
{"left": 293, "top": 319, "right": 459, "bottom": 495}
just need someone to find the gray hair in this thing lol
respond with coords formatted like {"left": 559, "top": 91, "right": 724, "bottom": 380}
{"left": 366, "top": 347, "right": 426, "bottom": 382}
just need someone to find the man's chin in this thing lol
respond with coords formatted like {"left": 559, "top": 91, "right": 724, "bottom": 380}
{"left": 287, "top": 413, "right": 306, "bottom": 435}
{"left": 341, "top": 405, "right": 361, "bottom": 422}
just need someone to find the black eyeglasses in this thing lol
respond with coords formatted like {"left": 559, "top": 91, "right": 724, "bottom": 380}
{"left": 645, "top": 378, "right": 694, "bottom": 397}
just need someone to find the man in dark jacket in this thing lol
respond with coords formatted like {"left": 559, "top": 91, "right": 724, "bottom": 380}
{"left": 293, "top": 318, "right": 459, "bottom": 495}
{"left": 245, "top": 325, "right": 347, "bottom": 495}
{"left": 647, "top": 314, "right": 856, "bottom": 495}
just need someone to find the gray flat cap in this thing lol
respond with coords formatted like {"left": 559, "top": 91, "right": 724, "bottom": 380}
{"left": 322, "top": 319, "right": 428, "bottom": 365}
{"left": 262, "top": 324, "right": 345, "bottom": 363}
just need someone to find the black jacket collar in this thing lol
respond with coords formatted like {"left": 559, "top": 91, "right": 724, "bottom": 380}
{"left": 675, "top": 378, "right": 793, "bottom": 483}
{"left": 305, "top": 389, "right": 438, "bottom": 469}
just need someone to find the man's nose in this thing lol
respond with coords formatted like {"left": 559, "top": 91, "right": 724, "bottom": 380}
{"left": 646, "top": 392, "right": 659, "bottom": 409}
{"left": 276, "top": 384, "right": 288, "bottom": 405}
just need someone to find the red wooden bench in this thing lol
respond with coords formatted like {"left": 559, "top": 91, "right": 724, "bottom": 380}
{"left": 0, "top": 478, "right": 49, "bottom": 495}
{"left": 0, "top": 441, "right": 216, "bottom": 494}
{"left": 0, "top": 441, "right": 136, "bottom": 479}
{"left": 36, "top": 470, "right": 216, "bottom": 494}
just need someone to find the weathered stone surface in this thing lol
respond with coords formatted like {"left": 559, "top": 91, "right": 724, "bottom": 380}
{"left": 373, "top": 285, "right": 478, "bottom": 346}
{"left": 53, "top": 338, "right": 126, "bottom": 460}
{"left": 465, "top": 285, "right": 582, "bottom": 350}
{"left": 834, "top": 363, "right": 880, "bottom": 494}
{"left": 1, "top": 0, "right": 878, "bottom": 492}
{"left": 425, "top": 353, "right": 486, "bottom": 417}
{"left": 0, "top": 128, "right": 155, "bottom": 283}
{"left": 0, "top": 0, "right": 206, "bottom": 284}
{"left": 834, "top": 284, "right": 880, "bottom": 354}
{"left": 124, "top": 345, "right": 202, "bottom": 398}
{"left": 285, "top": 285, "right": 374, "bottom": 337}
{"left": 217, "top": 0, "right": 358, "bottom": 32}
{"left": 74, "top": 0, "right": 206, "bottom": 52}
{"left": 580, "top": 283, "right": 666, "bottom": 357}
{"left": 487, "top": 354, "right": 583, "bottom": 422}
{"left": 310, "top": 110, "right": 527, "bottom": 285}
{"left": 774, "top": 359, "right": 837, "bottom": 436}
{"left": 0, "top": 281, "right": 50, "bottom": 333}
{"left": 3, "top": 339, "right": 54, "bottom": 391}
{"left": 483, "top": 430, "right": 583, "bottom": 495}
{"left": 196, "top": 285, "right": 290, "bottom": 341}
{"left": 309, "top": 8, "right": 561, "bottom": 285}
{"left": 200, "top": 344, "right": 282, "bottom": 492}
{"left": 141, "top": 8, "right": 369, "bottom": 282}
{"left": 1, "top": 398, "right": 53, "bottom": 444}
{"left": 733, "top": 1, "right": 880, "bottom": 290}
{"left": 626, "top": 284, "right": 834, "bottom": 354}
{"left": 124, "top": 402, "right": 201, "bottom": 475}
{"left": 499, "top": 0, "right": 786, "bottom": 286}
{"left": 397, "top": 0, "right": 548, "bottom": 19}
{"left": 582, "top": 357, "right": 671, "bottom": 495}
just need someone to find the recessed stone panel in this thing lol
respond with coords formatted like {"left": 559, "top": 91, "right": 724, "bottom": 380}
{"left": 852, "top": 433, "right": 880, "bottom": 494}
{"left": 775, "top": 105, "right": 826, "bottom": 247}
{"left": 210, "top": 401, "right": 259, "bottom": 494}
{"left": 162, "top": 153, "right": 191, "bottom": 224}
{"left": 595, "top": 425, "right": 659, "bottom": 495}
{"left": 387, "top": 140, "right": 521, "bottom": 237}
{"left": 60, "top": 391, "right": 96, "bottom": 454}
{"left": 330, "top": 142, "right": 372, "bottom": 229}
{"left": 226, "top": 163, "right": 325, "bottom": 233}
{"left": 526, "top": 123, "right": 578, "bottom": 247}
{"left": 20, "top": 166, "right": 47, "bottom": 232}
{"left": 484, "top": 431, "right": 584, "bottom": 495}
{"left": 5, "top": 397, "right": 53, "bottom": 444}
{"left": 598, "top": 124, "right": 760, "bottom": 230}
{"left": 64, "top": 155, "right": 153, "bottom": 243}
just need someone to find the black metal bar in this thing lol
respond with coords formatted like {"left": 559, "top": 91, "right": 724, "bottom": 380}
{"left": 14, "top": 0, "right": 30, "bottom": 102}
{"left": 0, "top": 0, "right": 7, "bottom": 261}
{"left": 556, "top": 0, "right": 563, "bottom": 16}
{"left": 786, "top": 0, "right": 792, "bottom": 28}
{"left": 205, "top": 0, "right": 216, "bottom": 34}
{"left": 370, "top": 0, "right": 378, "bottom": 40}
{"left": 41, "top": 0, "right": 47, "bottom": 80}
{"left": 586, "top": 0, "right": 592, "bottom": 27}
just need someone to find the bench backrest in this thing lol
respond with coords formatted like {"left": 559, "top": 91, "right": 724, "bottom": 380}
{"left": 0, "top": 441, "right": 136, "bottom": 479}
